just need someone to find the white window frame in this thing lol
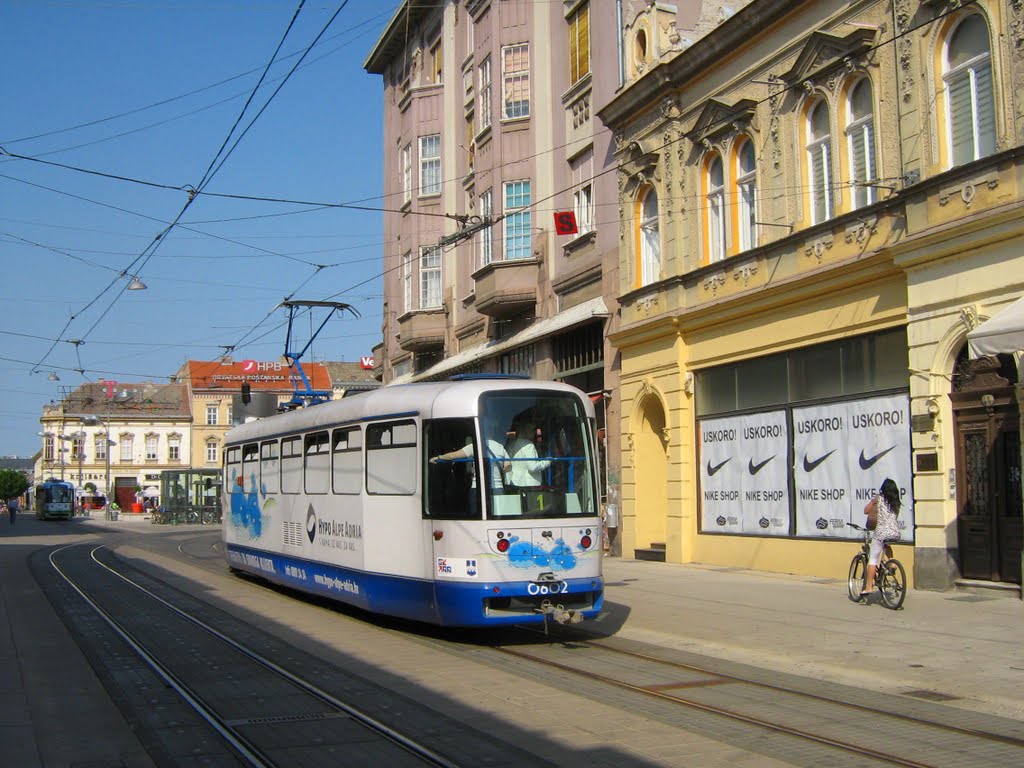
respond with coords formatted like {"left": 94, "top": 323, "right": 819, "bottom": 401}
{"left": 168, "top": 436, "right": 180, "bottom": 462}
{"left": 401, "top": 143, "right": 412, "bottom": 204}
{"left": 503, "top": 180, "right": 532, "bottom": 260}
{"left": 419, "top": 134, "right": 441, "bottom": 196}
{"left": 478, "top": 188, "right": 493, "bottom": 268}
{"left": 639, "top": 187, "right": 660, "bottom": 286}
{"left": 120, "top": 435, "right": 133, "bottom": 463}
{"left": 206, "top": 404, "right": 218, "bottom": 426}
{"left": 846, "top": 79, "right": 877, "bottom": 209}
{"left": 944, "top": 15, "right": 996, "bottom": 167}
{"left": 807, "top": 100, "right": 833, "bottom": 224}
{"left": 478, "top": 56, "right": 492, "bottom": 131}
{"left": 736, "top": 138, "right": 757, "bottom": 252}
{"left": 571, "top": 150, "right": 594, "bottom": 235}
{"left": 206, "top": 440, "right": 218, "bottom": 465}
{"left": 501, "top": 43, "right": 530, "bottom": 120}
{"left": 145, "top": 434, "right": 158, "bottom": 462}
{"left": 419, "top": 246, "right": 442, "bottom": 309}
{"left": 706, "top": 154, "right": 726, "bottom": 263}
{"left": 94, "top": 434, "right": 107, "bottom": 462}
{"left": 401, "top": 250, "right": 413, "bottom": 313}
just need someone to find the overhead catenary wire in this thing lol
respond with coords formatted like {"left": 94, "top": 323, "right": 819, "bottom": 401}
{"left": 12, "top": 0, "right": 978, "bottom": 387}
{"left": 26, "top": 0, "right": 349, "bottom": 378}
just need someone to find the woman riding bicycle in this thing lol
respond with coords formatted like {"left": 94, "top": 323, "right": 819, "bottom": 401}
{"left": 861, "top": 478, "right": 901, "bottom": 596}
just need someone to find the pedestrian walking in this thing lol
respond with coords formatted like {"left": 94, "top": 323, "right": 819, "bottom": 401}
{"left": 8, "top": 497, "right": 18, "bottom": 525}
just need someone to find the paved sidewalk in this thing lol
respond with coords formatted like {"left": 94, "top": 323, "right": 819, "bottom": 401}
{"left": 0, "top": 517, "right": 156, "bottom": 768}
{"left": 597, "top": 557, "right": 1024, "bottom": 721}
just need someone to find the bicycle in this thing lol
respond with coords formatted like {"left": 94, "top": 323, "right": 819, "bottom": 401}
{"left": 847, "top": 522, "right": 907, "bottom": 609}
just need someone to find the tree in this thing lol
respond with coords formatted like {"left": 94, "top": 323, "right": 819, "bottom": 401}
{"left": 0, "top": 469, "right": 30, "bottom": 501}
{"left": 84, "top": 481, "right": 97, "bottom": 493}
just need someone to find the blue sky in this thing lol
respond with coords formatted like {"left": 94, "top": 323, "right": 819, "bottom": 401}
{"left": 1, "top": 0, "right": 397, "bottom": 456}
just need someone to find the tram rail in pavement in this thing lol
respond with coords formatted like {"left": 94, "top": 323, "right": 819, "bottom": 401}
{"left": 2, "top": 515, "right": 1020, "bottom": 767}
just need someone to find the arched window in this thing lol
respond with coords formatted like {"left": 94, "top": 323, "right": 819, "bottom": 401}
{"left": 846, "top": 78, "right": 876, "bottom": 209}
{"left": 638, "top": 186, "right": 660, "bottom": 286}
{"left": 735, "top": 139, "right": 757, "bottom": 252}
{"left": 807, "top": 99, "right": 833, "bottom": 223}
{"left": 706, "top": 154, "right": 725, "bottom": 263}
{"left": 944, "top": 14, "right": 996, "bottom": 166}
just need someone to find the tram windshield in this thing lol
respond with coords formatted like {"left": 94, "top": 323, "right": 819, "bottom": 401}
{"left": 44, "top": 484, "right": 74, "bottom": 504}
{"left": 424, "top": 390, "right": 598, "bottom": 520}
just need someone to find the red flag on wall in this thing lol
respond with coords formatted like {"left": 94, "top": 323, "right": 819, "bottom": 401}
{"left": 553, "top": 211, "right": 578, "bottom": 236}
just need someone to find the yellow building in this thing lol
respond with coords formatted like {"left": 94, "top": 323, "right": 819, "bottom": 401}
{"left": 599, "top": 0, "right": 1023, "bottom": 591}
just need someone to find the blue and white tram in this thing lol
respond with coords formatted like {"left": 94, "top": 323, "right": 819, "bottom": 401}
{"left": 34, "top": 479, "right": 76, "bottom": 520}
{"left": 222, "top": 376, "right": 604, "bottom": 627}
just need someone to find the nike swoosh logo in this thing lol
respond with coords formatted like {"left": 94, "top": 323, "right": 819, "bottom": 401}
{"left": 802, "top": 450, "right": 835, "bottom": 473}
{"left": 859, "top": 446, "right": 895, "bottom": 470}
{"left": 707, "top": 458, "right": 731, "bottom": 476}
{"left": 748, "top": 455, "right": 775, "bottom": 475}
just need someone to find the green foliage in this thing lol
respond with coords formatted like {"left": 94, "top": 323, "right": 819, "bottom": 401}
{"left": 84, "top": 481, "right": 97, "bottom": 492}
{"left": 0, "top": 469, "right": 30, "bottom": 501}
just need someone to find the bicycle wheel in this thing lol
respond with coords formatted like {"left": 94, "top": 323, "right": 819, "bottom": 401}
{"left": 848, "top": 553, "right": 867, "bottom": 601}
{"left": 879, "top": 558, "right": 907, "bottom": 610}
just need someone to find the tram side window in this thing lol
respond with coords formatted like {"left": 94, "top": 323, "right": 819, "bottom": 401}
{"left": 260, "top": 440, "right": 279, "bottom": 494}
{"left": 332, "top": 427, "right": 362, "bottom": 495}
{"left": 423, "top": 418, "right": 478, "bottom": 519}
{"left": 241, "top": 444, "right": 259, "bottom": 492}
{"left": 281, "top": 436, "right": 302, "bottom": 494}
{"left": 225, "top": 446, "right": 241, "bottom": 489}
{"left": 366, "top": 420, "right": 417, "bottom": 495}
{"left": 305, "top": 431, "right": 330, "bottom": 494}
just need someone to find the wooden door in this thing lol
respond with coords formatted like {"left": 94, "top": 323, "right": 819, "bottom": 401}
{"left": 954, "top": 402, "right": 1021, "bottom": 583}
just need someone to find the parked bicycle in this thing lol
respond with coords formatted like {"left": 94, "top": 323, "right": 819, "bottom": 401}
{"left": 847, "top": 522, "right": 907, "bottom": 609}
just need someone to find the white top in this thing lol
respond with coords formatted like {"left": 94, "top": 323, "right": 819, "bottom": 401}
{"left": 506, "top": 437, "right": 551, "bottom": 487}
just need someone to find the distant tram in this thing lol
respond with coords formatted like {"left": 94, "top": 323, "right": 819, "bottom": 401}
{"left": 34, "top": 479, "right": 76, "bottom": 520}
{"left": 222, "top": 376, "right": 604, "bottom": 628}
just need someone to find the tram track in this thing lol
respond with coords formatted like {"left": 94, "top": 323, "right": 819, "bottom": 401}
{"left": 58, "top": 529, "right": 1023, "bottom": 768}
{"left": 486, "top": 630, "right": 1024, "bottom": 768}
{"left": 44, "top": 543, "right": 468, "bottom": 768}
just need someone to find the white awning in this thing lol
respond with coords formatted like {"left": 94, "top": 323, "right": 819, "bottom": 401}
{"left": 410, "top": 297, "right": 609, "bottom": 381}
{"left": 968, "top": 297, "right": 1024, "bottom": 358}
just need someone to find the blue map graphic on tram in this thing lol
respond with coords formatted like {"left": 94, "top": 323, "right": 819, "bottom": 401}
{"left": 228, "top": 469, "right": 264, "bottom": 538}
{"left": 505, "top": 536, "right": 578, "bottom": 571}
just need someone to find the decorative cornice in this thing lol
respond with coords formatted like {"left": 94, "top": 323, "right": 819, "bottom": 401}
{"left": 779, "top": 29, "right": 878, "bottom": 87}
{"left": 685, "top": 98, "right": 758, "bottom": 145}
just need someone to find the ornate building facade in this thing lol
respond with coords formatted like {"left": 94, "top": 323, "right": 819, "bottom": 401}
{"left": 600, "top": 0, "right": 1023, "bottom": 589}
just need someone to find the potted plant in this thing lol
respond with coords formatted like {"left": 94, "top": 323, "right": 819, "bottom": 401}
{"left": 131, "top": 484, "right": 145, "bottom": 513}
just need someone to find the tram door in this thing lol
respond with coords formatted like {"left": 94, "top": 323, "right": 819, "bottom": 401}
{"left": 952, "top": 355, "right": 1022, "bottom": 584}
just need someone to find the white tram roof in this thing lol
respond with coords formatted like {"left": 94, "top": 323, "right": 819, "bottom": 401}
{"left": 224, "top": 377, "right": 593, "bottom": 445}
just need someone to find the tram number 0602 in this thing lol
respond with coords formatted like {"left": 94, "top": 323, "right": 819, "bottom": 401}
{"left": 527, "top": 581, "right": 568, "bottom": 596}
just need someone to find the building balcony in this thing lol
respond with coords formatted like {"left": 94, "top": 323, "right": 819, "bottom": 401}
{"left": 472, "top": 259, "right": 540, "bottom": 319}
{"left": 397, "top": 309, "right": 445, "bottom": 352}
